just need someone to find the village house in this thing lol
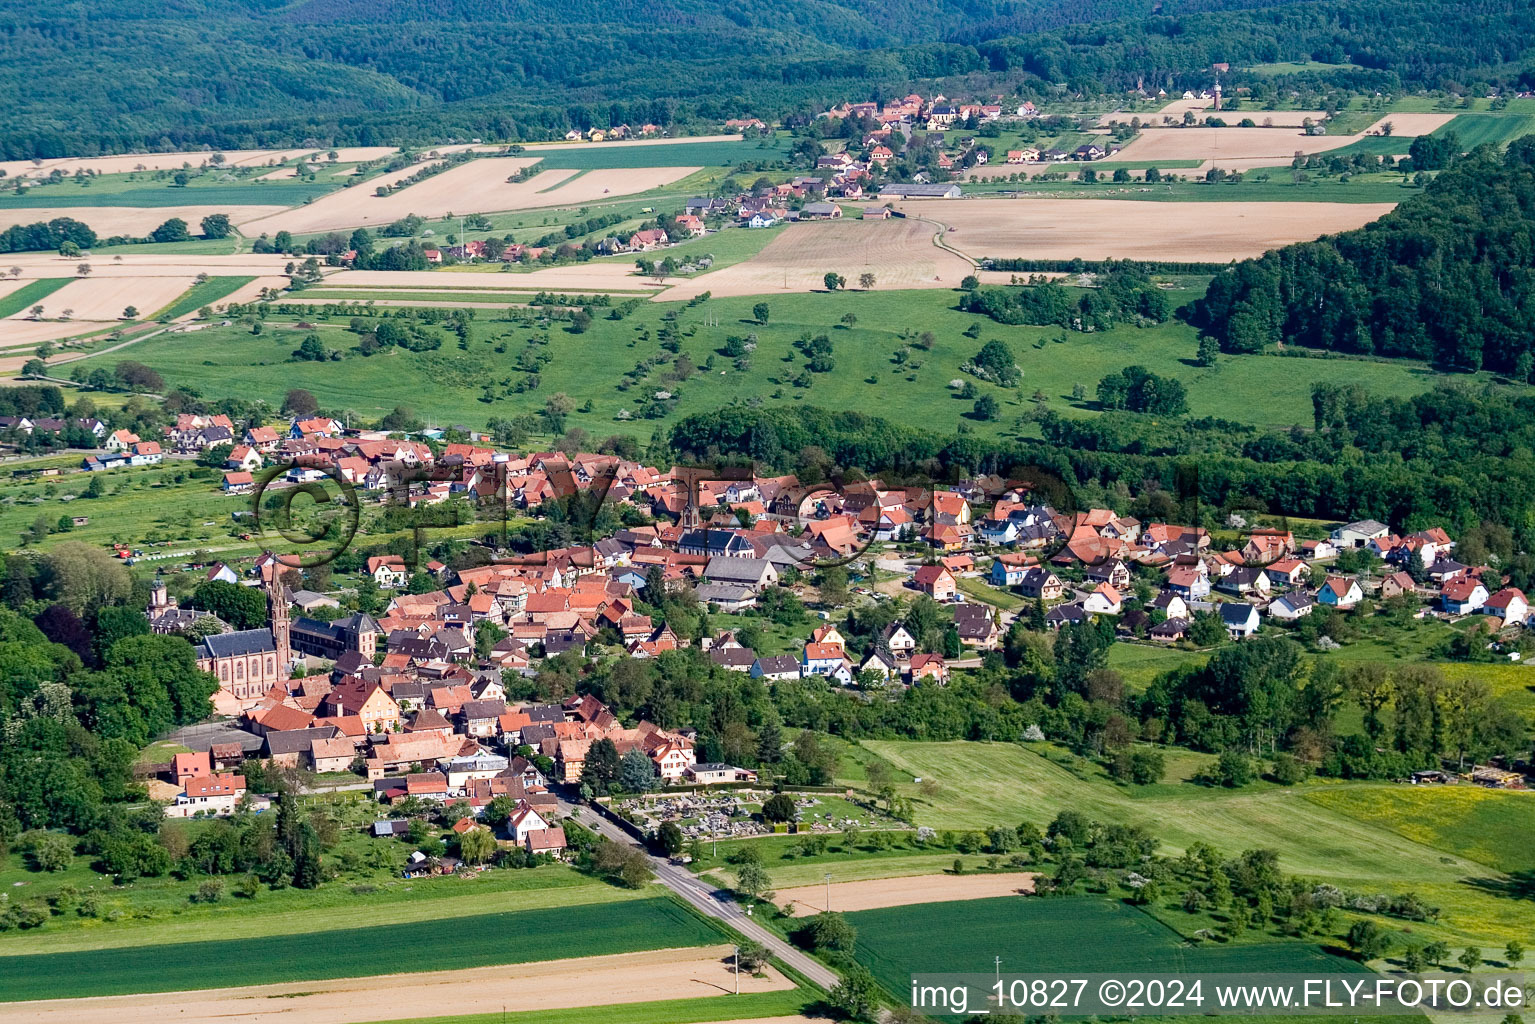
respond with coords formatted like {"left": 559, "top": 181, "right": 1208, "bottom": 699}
{"left": 166, "top": 773, "right": 247, "bottom": 818}
{"left": 1221, "top": 603, "right": 1261, "bottom": 638}
{"left": 1318, "top": 576, "right": 1364, "bottom": 610}
{"left": 913, "top": 564, "right": 958, "bottom": 601}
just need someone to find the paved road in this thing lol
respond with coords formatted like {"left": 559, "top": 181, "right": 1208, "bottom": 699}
{"left": 567, "top": 803, "right": 841, "bottom": 992}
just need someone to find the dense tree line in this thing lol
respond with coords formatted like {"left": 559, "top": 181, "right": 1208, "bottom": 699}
{"left": 961, "top": 264, "right": 1170, "bottom": 330}
{"left": 5, "top": 0, "right": 1532, "bottom": 158}
{"left": 1190, "top": 140, "right": 1535, "bottom": 373}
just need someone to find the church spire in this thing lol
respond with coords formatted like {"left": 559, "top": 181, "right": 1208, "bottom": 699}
{"left": 266, "top": 558, "right": 292, "bottom": 670}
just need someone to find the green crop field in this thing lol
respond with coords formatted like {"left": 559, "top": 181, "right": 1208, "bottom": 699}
{"left": 0, "top": 896, "right": 722, "bottom": 1001}
{"left": 1303, "top": 785, "right": 1535, "bottom": 874}
{"left": 1434, "top": 113, "right": 1535, "bottom": 148}
{"left": 850, "top": 896, "right": 1369, "bottom": 1006}
{"left": 520, "top": 137, "right": 789, "bottom": 171}
{"left": 856, "top": 739, "right": 1532, "bottom": 945}
{"left": 0, "top": 862, "right": 640, "bottom": 957}
{"left": 0, "top": 278, "right": 69, "bottom": 318}
{"left": 66, "top": 288, "right": 1489, "bottom": 439}
{"left": 0, "top": 173, "right": 342, "bottom": 209}
{"left": 152, "top": 275, "right": 255, "bottom": 319}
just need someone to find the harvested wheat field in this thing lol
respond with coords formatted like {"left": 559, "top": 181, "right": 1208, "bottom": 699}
{"left": 1361, "top": 112, "right": 1456, "bottom": 136}
{"left": 1112, "top": 126, "right": 1355, "bottom": 166}
{"left": 529, "top": 166, "right": 701, "bottom": 205}
{"left": 327, "top": 262, "right": 664, "bottom": 293}
{"left": 0, "top": 205, "right": 285, "bottom": 237}
{"left": 1140, "top": 98, "right": 1332, "bottom": 127}
{"left": 0, "top": 252, "right": 292, "bottom": 279}
{"left": 915, "top": 197, "right": 1394, "bottom": 262}
{"left": 0, "top": 319, "right": 117, "bottom": 350}
{"left": 5, "top": 945, "right": 793, "bottom": 1024}
{"left": 238, "top": 157, "right": 557, "bottom": 234}
{"left": 524, "top": 133, "right": 742, "bottom": 152}
{"left": 777, "top": 871, "right": 1036, "bottom": 916}
{"left": 0, "top": 148, "right": 396, "bottom": 179}
{"left": 9, "top": 276, "right": 192, "bottom": 322}
{"left": 657, "top": 219, "right": 972, "bottom": 301}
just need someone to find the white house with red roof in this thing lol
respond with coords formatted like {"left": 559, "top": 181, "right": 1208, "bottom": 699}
{"left": 1482, "top": 587, "right": 1528, "bottom": 625}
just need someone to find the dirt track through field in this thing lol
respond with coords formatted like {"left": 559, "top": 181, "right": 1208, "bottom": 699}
{"left": 911, "top": 197, "right": 1393, "bottom": 262}
{"left": 656, "top": 218, "right": 972, "bottom": 300}
{"left": 5, "top": 945, "right": 793, "bottom": 1024}
{"left": 776, "top": 871, "right": 1036, "bottom": 916}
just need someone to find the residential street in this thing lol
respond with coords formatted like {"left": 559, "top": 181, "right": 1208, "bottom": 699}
{"left": 567, "top": 802, "right": 842, "bottom": 992}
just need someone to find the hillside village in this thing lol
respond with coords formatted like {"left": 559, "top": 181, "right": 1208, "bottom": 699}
{"left": 82, "top": 404, "right": 1532, "bottom": 835}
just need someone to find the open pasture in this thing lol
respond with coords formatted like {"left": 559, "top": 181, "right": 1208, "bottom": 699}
{"left": 915, "top": 198, "right": 1394, "bottom": 262}
{"left": 657, "top": 219, "right": 973, "bottom": 301}
{"left": 5, "top": 945, "right": 792, "bottom": 1024}
{"left": 60, "top": 286, "right": 1467, "bottom": 436}
{"left": 859, "top": 740, "right": 1529, "bottom": 944}
{"left": 0, "top": 204, "right": 286, "bottom": 236}
{"left": 0, "top": 896, "right": 721, "bottom": 1001}
{"left": 850, "top": 896, "right": 1368, "bottom": 1005}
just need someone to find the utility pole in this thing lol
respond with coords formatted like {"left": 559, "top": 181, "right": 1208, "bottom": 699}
{"left": 733, "top": 945, "right": 740, "bottom": 995}
{"left": 825, "top": 872, "right": 832, "bottom": 912}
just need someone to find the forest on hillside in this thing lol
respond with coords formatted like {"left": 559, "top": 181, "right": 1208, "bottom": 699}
{"left": 1189, "top": 137, "right": 1535, "bottom": 374}
{"left": 2, "top": 0, "right": 1532, "bottom": 158}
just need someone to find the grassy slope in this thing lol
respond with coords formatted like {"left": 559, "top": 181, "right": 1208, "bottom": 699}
{"left": 65, "top": 289, "right": 1483, "bottom": 438}
{"left": 1302, "top": 786, "right": 1535, "bottom": 875}
{"left": 0, "top": 896, "right": 722, "bottom": 1001}
{"left": 857, "top": 739, "right": 1529, "bottom": 944}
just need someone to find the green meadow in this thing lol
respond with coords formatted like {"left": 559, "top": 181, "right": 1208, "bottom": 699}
{"left": 857, "top": 739, "right": 1533, "bottom": 946}
{"left": 1303, "top": 785, "right": 1535, "bottom": 875}
{"left": 0, "top": 896, "right": 722, "bottom": 1000}
{"left": 66, "top": 287, "right": 1483, "bottom": 437}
